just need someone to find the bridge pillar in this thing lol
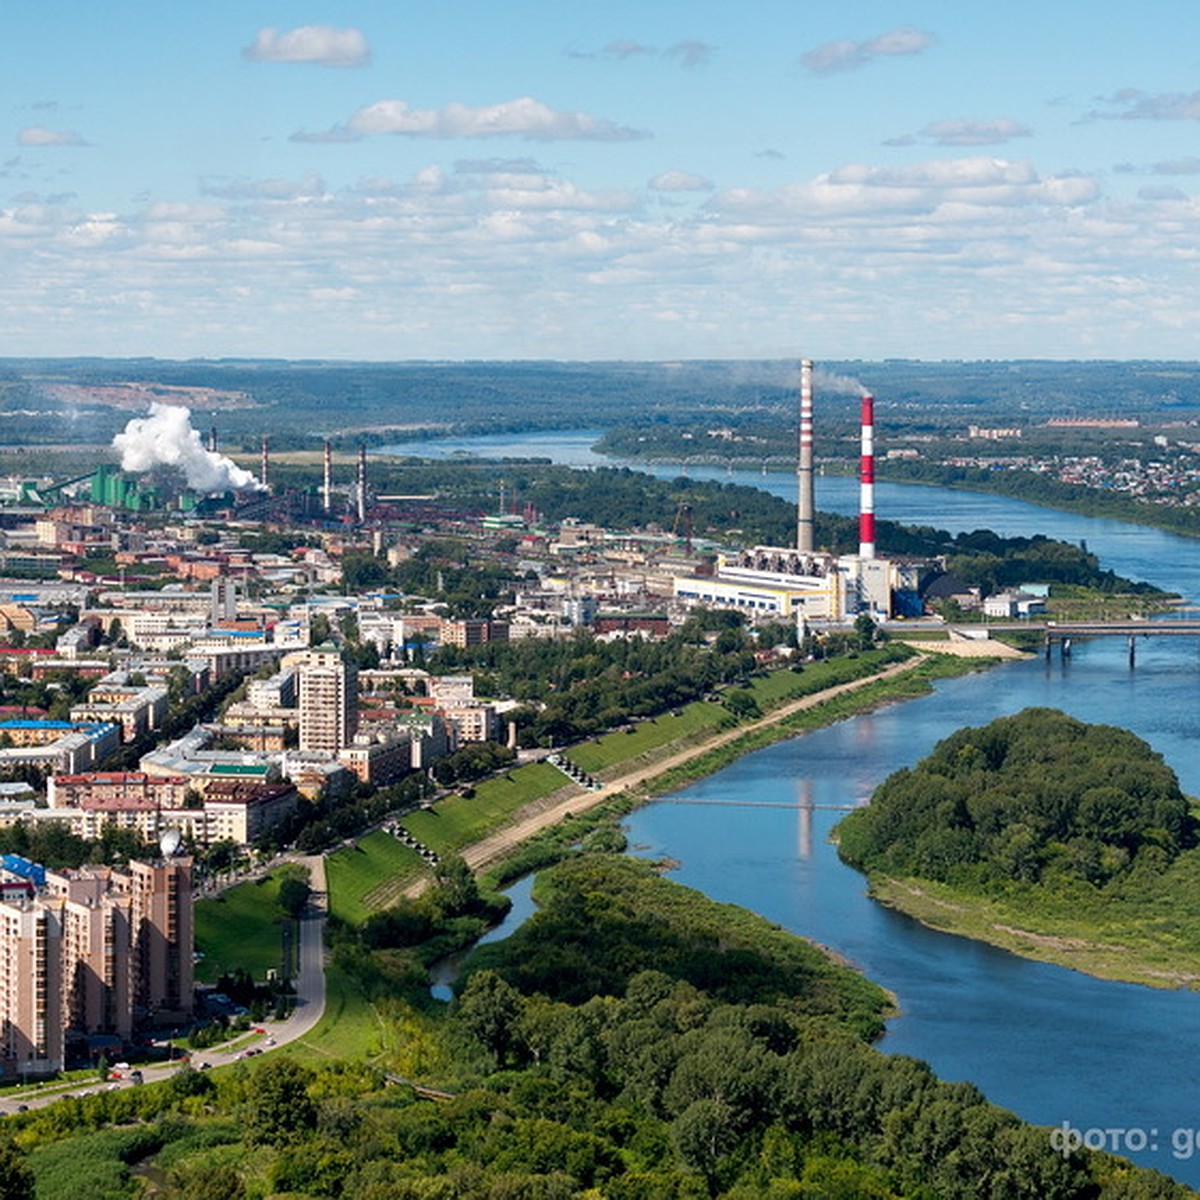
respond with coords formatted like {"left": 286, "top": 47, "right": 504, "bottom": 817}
{"left": 1128, "top": 635, "right": 1136, "bottom": 668}
{"left": 1061, "top": 637, "right": 1071, "bottom": 660}
{"left": 1045, "top": 637, "right": 1052, "bottom": 661}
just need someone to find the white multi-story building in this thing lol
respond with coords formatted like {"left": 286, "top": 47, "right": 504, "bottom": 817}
{"left": 0, "top": 856, "right": 193, "bottom": 1078}
{"left": 297, "top": 650, "right": 358, "bottom": 753}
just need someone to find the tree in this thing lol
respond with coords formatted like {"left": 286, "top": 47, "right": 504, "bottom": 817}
{"left": 671, "top": 1097, "right": 740, "bottom": 1184}
{"left": 245, "top": 1056, "right": 317, "bottom": 1146}
{"left": 854, "top": 612, "right": 878, "bottom": 650}
{"left": 458, "top": 969, "right": 525, "bottom": 1065}
{"left": 431, "top": 852, "right": 479, "bottom": 917}
{"left": 0, "top": 1140, "right": 34, "bottom": 1200}
{"left": 168, "top": 1162, "right": 245, "bottom": 1200}
{"left": 278, "top": 875, "right": 312, "bottom": 919}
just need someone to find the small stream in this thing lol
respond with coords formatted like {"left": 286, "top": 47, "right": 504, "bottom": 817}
{"left": 429, "top": 875, "right": 538, "bottom": 1001}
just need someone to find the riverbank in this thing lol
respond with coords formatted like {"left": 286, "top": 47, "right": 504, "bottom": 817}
{"left": 432, "top": 650, "right": 999, "bottom": 882}
{"left": 860, "top": 872, "right": 1200, "bottom": 990}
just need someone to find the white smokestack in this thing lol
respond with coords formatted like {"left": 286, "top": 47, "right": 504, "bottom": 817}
{"left": 112, "top": 403, "right": 264, "bottom": 492}
{"left": 797, "top": 359, "right": 815, "bottom": 553}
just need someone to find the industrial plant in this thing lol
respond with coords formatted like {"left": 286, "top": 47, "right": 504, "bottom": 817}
{"left": 672, "top": 359, "right": 929, "bottom": 624}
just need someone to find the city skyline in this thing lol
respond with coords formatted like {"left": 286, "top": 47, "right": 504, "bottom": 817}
{"left": 6, "top": 2, "right": 1200, "bottom": 362}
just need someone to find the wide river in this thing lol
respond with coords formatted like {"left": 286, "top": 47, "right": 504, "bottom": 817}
{"left": 383, "top": 430, "right": 1200, "bottom": 1185}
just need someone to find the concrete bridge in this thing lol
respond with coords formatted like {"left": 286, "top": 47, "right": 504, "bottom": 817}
{"left": 965, "top": 618, "right": 1200, "bottom": 665}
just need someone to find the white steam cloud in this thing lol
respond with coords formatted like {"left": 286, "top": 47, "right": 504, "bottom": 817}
{"left": 813, "top": 368, "right": 869, "bottom": 397}
{"left": 113, "top": 404, "right": 264, "bottom": 492}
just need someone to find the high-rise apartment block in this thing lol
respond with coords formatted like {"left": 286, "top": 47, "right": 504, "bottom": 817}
{"left": 0, "top": 856, "right": 192, "bottom": 1078}
{"left": 297, "top": 648, "right": 358, "bottom": 753}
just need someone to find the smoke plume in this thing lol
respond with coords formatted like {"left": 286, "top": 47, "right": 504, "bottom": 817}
{"left": 113, "top": 404, "right": 264, "bottom": 492}
{"left": 813, "top": 367, "right": 870, "bottom": 398}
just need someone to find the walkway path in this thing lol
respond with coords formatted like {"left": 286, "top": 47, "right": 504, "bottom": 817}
{"left": 456, "top": 653, "right": 926, "bottom": 876}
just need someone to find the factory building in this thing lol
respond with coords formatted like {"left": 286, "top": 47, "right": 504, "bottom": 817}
{"left": 672, "top": 363, "right": 934, "bottom": 624}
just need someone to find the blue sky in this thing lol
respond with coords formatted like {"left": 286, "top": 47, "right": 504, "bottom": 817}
{"left": 6, "top": 2, "right": 1200, "bottom": 361}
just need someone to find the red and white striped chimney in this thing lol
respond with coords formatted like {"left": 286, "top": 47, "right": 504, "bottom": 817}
{"left": 859, "top": 393, "right": 876, "bottom": 560}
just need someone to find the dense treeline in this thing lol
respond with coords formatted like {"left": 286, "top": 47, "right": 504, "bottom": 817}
{"left": 431, "top": 613, "right": 761, "bottom": 747}
{"left": 12, "top": 853, "right": 1188, "bottom": 1198}
{"left": 940, "top": 529, "right": 1163, "bottom": 596}
{"left": 838, "top": 708, "right": 1197, "bottom": 889}
{"left": 9, "top": 357, "right": 1200, "bottom": 449}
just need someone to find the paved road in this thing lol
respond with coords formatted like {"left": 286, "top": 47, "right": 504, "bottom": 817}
{"left": 0, "top": 856, "right": 328, "bottom": 1116}
{"left": 0, "top": 662, "right": 926, "bottom": 1112}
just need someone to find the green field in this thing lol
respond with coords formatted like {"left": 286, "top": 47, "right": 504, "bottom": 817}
{"left": 325, "top": 830, "right": 428, "bottom": 925}
{"left": 284, "top": 961, "right": 397, "bottom": 1065}
{"left": 400, "top": 760, "right": 572, "bottom": 856}
{"left": 568, "top": 701, "right": 728, "bottom": 773}
{"left": 194, "top": 874, "right": 290, "bottom": 984}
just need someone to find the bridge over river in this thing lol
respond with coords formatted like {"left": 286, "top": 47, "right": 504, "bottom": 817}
{"left": 964, "top": 618, "right": 1200, "bottom": 664}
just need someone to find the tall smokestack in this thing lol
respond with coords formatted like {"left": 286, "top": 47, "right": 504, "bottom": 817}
{"left": 797, "top": 359, "right": 815, "bottom": 552}
{"left": 208, "top": 425, "right": 217, "bottom": 454}
{"left": 859, "top": 393, "right": 876, "bottom": 560}
{"left": 357, "top": 444, "right": 367, "bottom": 523}
{"left": 322, "top": 441, "right": 332, "bottom": 514}
{"left": 260, "top": 436, "right": 270, "bottom": 492}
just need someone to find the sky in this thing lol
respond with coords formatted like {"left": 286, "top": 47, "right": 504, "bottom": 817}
{"left": 6, "top": 2, "right": 1200, "bottom": 362}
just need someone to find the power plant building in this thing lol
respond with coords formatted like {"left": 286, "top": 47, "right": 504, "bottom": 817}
{"left": 673, "top": 547, "right": 896, "bottom": 622}
{"left": 672, "top": 361, "right": 928, "bottom": 624}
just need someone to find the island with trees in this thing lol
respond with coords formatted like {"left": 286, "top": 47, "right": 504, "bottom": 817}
{"left": 836, "top": 707, "right": 1200, "bottom": 986}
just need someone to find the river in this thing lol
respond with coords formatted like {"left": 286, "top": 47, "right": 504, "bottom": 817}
{"left": 382, "top": 430, "right": 1200, "bottom": 1185}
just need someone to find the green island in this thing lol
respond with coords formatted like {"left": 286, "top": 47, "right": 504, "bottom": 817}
{"left": 837, "top": 706, "right": 1200, "bottom": 989}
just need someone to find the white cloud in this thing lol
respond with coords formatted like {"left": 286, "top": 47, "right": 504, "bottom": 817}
{"left": 649, "top": 170, "right": 713, "bottom": 192}
{"left": 17, "top": 127, "right": 87, "bottom": 147}
{"left": 337, "top": 96, "right": 649, "bottom": 142}
{"left": 567, "top": 37, "right": 714, "bottom": 68}
{"left": 10, "top": 149, "right": 1200, "bottom": 360}
{"left": 920, "top": 118, "right": 1032, "bottom": 147}
{"left": 1139, "top": 185, "right": 1188, "bottom": 201}
{"left": 664, "top": 40, "right": 715, "bottom": 69}
{"left": 1154, "top": 157, "right": 1200, "bottom": 175}
{"left": 199, "top": 171, "right": 328, "bottom": 201}
{"left": 243, "top": 25, "right": 370, "bottom": 68}
{"left": 1101, "top": 89, "right": 1200, "bottom": 120}
{"left": 454, "top": 158, "right": 545, "bottom": 176}
{"left": 802, "top": 26, "right": 936, "bottom": 74}
{"left": 711, "top": 157, "right": 1099, "bottom": 222}
{"left": 601, "top": 38, "right": 655, "bottom": 59}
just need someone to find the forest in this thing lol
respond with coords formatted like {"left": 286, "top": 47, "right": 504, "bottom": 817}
{"left": 4, "top": 357, "right": 1200, "bottom": 451}
{"left": 3, "top": 853, "right": 1189, "bottom": 1199}
{"left": 836, "top": 708, "right": 1196, "bottom": 891}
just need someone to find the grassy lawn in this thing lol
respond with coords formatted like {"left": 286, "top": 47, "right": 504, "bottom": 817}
{"left": 284, "top": 961, "right": 394, "bottom": 1065}
{"left": 744, "top": 647, "right": 908, "bottom": 708}
{"left": 569, "top": 702, "right": 728, "bottom": 774}
{"left": 401, "top": 761, "right": 572, "bottom": 856}
{"left": 194, "top": 874, "right": 289, "bottom": 984}
{"left": 325, "top": 830, "right": 428, "bottom": 925}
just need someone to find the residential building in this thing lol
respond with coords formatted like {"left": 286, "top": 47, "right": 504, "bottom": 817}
{"left": 297, "top": 650, "right": 358, "bottom": 753}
